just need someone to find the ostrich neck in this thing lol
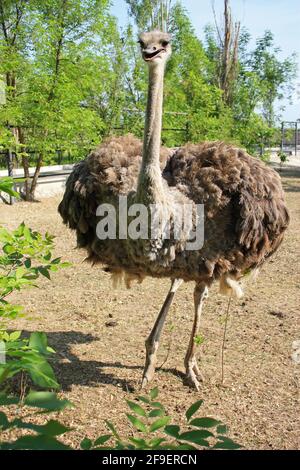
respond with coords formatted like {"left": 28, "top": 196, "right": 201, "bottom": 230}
{"left": 136, "top": 64, "right": 166, "bottom": 204}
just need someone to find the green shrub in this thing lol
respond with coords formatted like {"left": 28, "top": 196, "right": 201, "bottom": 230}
{"left": 0, "top": 177, "right": 19, "bottom": 198}
{"left": 0, "top": 177, "right": 69, "bottom": 391}
{"left": 0, "top": 388, "right": 240, "bottom": 450}
{"left": 0, "top": 390, "right": 73, "bottom": 450}
{"left": 80, "top": 387, "right": 241, "bottom": 450}
{"left": 277, "top": 151, "right": 289, "bottom": 165}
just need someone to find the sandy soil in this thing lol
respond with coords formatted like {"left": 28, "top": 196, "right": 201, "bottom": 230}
{"left": 0, "top": 175, "right": 299, "bottom": 449}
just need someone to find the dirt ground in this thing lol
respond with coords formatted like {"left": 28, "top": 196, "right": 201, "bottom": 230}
{"left": 1, "top": 175, "right": 299, "bottom": 450}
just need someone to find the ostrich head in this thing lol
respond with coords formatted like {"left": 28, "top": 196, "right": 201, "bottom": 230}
{"left": 138, "top": 31, "right": 171, "bottom": 65}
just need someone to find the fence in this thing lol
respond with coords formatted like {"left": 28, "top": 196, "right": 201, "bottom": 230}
{"left": 0, "top": 148, "right": 81, "bottom": 171}
{"left": 0, "top": 111, "right": 189, "bottom": 172}
{"left": 280, "top": 121, "right": 300, "bottom": 155}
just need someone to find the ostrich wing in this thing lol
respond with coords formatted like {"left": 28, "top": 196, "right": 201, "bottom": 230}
{"left": 58, "top": 134, "right": 171, "bottom": 250}
{"left": 165, "top": 141, "right": 289, "bottom": 262}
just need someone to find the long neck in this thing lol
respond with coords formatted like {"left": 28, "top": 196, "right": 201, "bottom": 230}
{"left": 136, "top": 63, "right": 166, "bottom": 204}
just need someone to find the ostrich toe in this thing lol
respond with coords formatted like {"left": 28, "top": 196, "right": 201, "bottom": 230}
{"left": 185, "top": 357, "right": 204, "bottom": 390}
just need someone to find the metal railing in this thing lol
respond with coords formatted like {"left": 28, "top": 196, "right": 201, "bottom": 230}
{"left": 0, "top": 111, "right": 190, "bottom": 172}
{"left": 280, "top": 120, "right": 300, "bottom": 156}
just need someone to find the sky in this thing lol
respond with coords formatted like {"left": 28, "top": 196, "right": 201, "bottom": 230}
{"left": 110, "top": 0, "right": 300, "bottom": 122}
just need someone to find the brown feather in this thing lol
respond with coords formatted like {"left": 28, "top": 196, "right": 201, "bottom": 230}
{"left": 58, "top": 137, "right": 289, "bottom": 289}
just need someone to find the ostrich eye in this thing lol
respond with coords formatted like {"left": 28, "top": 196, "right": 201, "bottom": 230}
{"left": 138, "top": 40, "right": 145, "bottom": 48}
{"left": 162, "top": 40, "right": 169, "bottom": 47}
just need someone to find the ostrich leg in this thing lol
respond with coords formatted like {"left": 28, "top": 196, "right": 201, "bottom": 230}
{"left": 184, "top": 283, "right": 208, "bottom": 390}
{"left": 141, "top": 278, "right": 183, "bottom": 388}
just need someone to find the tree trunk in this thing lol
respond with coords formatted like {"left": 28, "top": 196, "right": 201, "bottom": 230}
{"left": 21, "top": 155, "right": 31, "bottom": 201}
{"left": 214, "top": 0, "right": 240, "bottom": 105}
{"left": 28, "top": 153, "right": 43, "bottom": 201}
{"left": 222, "top": 0, "right": 231, "bottom": 100}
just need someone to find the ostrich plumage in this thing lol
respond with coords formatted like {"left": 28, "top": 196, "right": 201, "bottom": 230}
{"left": 58, "top": 31, "right": 289, "bottom": 390}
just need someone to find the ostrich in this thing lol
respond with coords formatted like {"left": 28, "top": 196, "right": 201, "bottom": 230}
{"left": 59, "top": 31, "right": 289, "bottom": 390}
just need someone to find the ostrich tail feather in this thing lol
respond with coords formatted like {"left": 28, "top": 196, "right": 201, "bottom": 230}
{"left": 219, "top": 274, "right": 244, "bottom": 299}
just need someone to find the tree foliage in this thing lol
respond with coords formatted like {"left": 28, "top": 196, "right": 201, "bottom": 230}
{"left": 0, "top": 0, "right": 122, "bottom": 199}
{"left": 125, "top": 0, "right": 172, "bottom": 31}
{"left": 0, "top": 0, "right": 297, "bottom": 198}
{"left": 0, "top": 386, "right": 240, "bottom": 450}
{"left": 0, "top": 177, "right": 70, "bottom": 391}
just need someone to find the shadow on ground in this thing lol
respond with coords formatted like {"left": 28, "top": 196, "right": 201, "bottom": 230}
{"left": 22, "top": 330, "right": 185, "bottom": 392}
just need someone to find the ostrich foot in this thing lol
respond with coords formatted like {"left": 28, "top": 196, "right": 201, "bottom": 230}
{"left": 141, "top": 369, "right": 154, "bottom": 389}
{"left": 140, "top": 340, "right": 158, "bottom": 389}
{"left": 185, "top": 357, "right": 204, "bottom": 391}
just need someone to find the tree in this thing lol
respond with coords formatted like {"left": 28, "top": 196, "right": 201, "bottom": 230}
{"left": 0, "top": 0, "right": 297, "bottom": 194}
{"left": 204, "top": 1, "right": 297, "bottom": 151}
{"left": 249, "top": 30, "right": 297, "bottom": 127}
{"left": 122, "top": 1, "right": 234, "bottom": 145}
{"left": 0, "top": 0, "right": 122, "bottom": 200}
{"left": 205, "top": 0, "right": 240, "bottom": 106}
{"left": 166, "top": 2, "right": 234, "bottom": 144}
{"left": 0, "top": 0, "right": 31, "bottom": 181}
{"left": 125, "top": 0, "right": 172, "bottom": 32}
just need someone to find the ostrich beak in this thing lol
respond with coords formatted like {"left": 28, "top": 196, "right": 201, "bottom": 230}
{"left": 142, "top": 47, "right": 166, "bottom": 62}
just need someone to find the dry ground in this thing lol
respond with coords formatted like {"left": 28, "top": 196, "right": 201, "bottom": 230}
{"left": 0, "top": 175, "right": 299, "bottom": 449}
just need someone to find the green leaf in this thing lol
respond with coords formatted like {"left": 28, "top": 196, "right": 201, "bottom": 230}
{"left": 148, "top": 408, "right": 165, "bottom": 418}
{"left": 179, "top": 429, "right": 213, "bottom": 445}
{"left": 1, "top": 331, "right": 10, "bottom": 341}
{"left": 23, "top": 226, "right": 32, "bottom": 242}
{"left": 0, "top": 228, "right": 12, "bottom": 243}
{"left": 126, "top": 414, "right": 147, "bottom": 433}
{"left": 0, "top": 178, "right": 19, "bottom": 198}
{"left": 150, "top": 401, "right": 165, "bottom": 410}
{"left": 18, "top": 419, "right": 71, "bottom": 437}
{"left": 148, "top": 437, "right": 166, "bottom": 447}
{"left": 16, "top": 266, "right": 26, "bottom": 279}
{"left": 3, "top": 435, "right": 71, "bottom": 450}
{"left": 93, "top": 435, "right": 112, "bottom": 446}
{"left": 59, "top": 262, "right": 71, "bottom": 268}
{"left": 3, "top": 244, "right": 15, "bottom": 255}
{"left": 0, "top": 411, "right": 9, "bottom": 430}
{"left": 176, "top": 444, "right": 198, "bottom": 450}
{"left": 38, "top": 267, "right": 51, "bottom": 279}
{"left": 150, "top": 387, "right": 159, "bottom": 400}
{"left": 126, "top": 400, "right": 147, "bottom": 417}
{"left": 214, "top": 437, "right": 241, "bottom": 449}
{"left": 0, "top": 393, "right": 19, "bottom": 406}
{"left": 105, "top": 420, "right": 121, "bottom": 440}
{"left": 27, "top": 355, "right": 59, "bottom": 389}
{"left": 14, "top": 223, "right": 25, "bottom": 237}
{"left": 9, "top": 331, "right": 21, "bottom": 341}
{"left": 185, "top": 400, "right": 203, "bottom": 421}
{"left": 164, "top": 425, "right": 180, "bottom": 438}
{"left": 216, "top": 424, "right": 228, "bottom": 435}
{"left": 149, "top": 416, "right": 170, "bottom": 432}
{"left": 37, "top": 420, "right": 70, "bottom": 436}
{"left": 24, "top": 391, "right": 72, "bottom": 411}
{"left": 138, "top": 396, "right": 150, "bottom": 404}
{"left": 81, "top": 438, "right": 92, "bottom": 450}
{"left": 28, "top": 332, "right": 50, "bottom": 355}
{"left": 129, "top": 437, "right": 147, "bottom": 448}
{"left": 190, "top": 417, "right": 221, "bottom": 428}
